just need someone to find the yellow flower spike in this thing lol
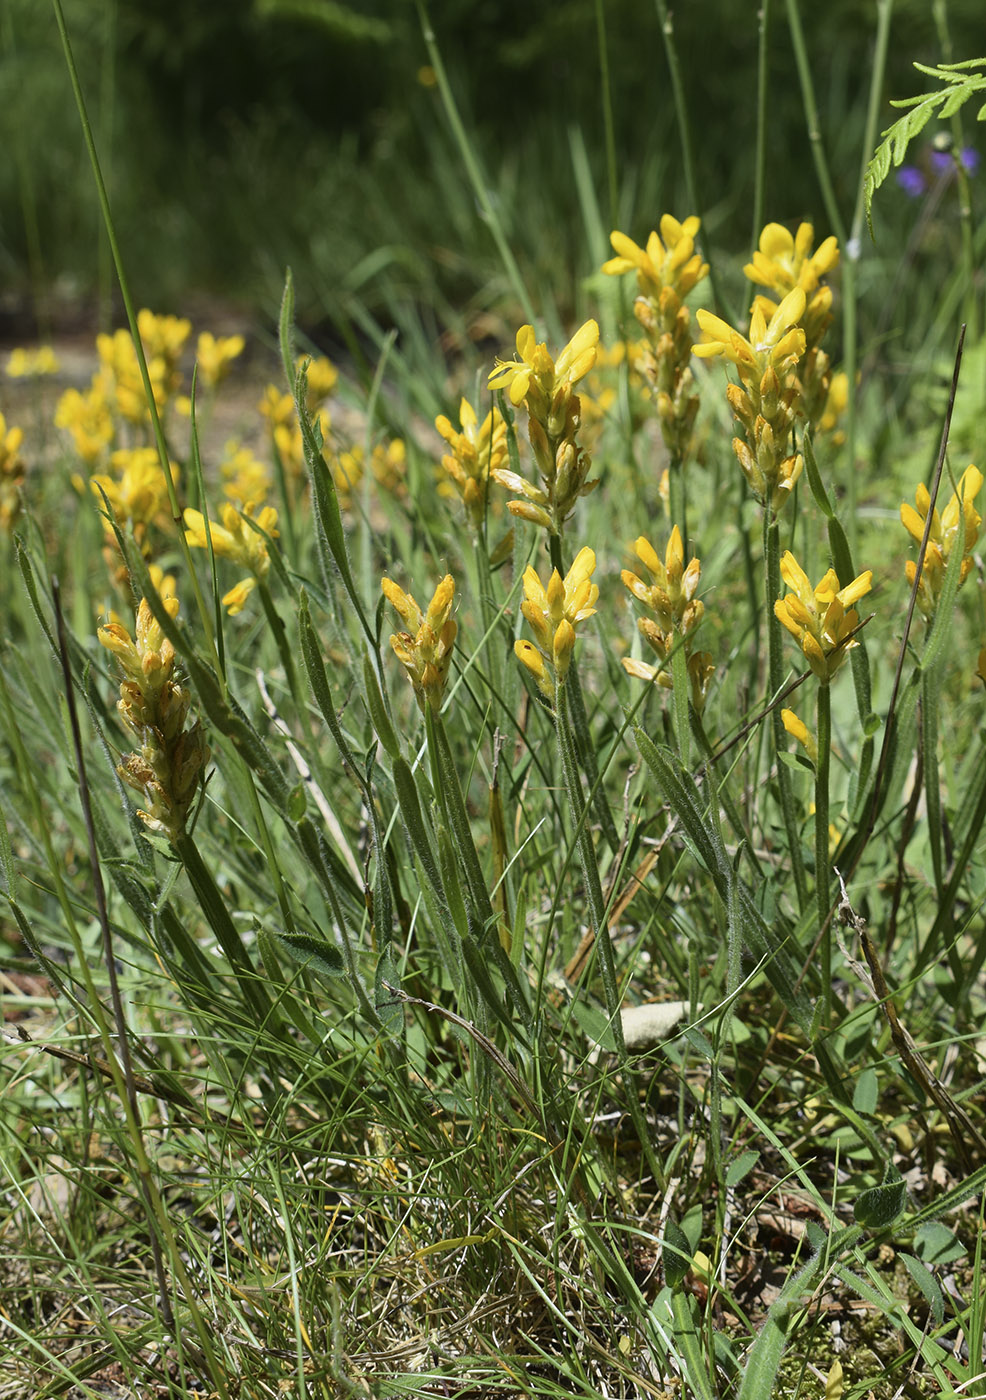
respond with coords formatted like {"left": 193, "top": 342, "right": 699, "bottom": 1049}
{"left": 602, "top": 216, "right": 708, "bottom": 303}
{"left": 196, "top": 331, "right": 245, "bottom": 389}
{"left": 900, "top": 464, "right": 982, "bottom": 619}
{"left": 99, "top": 590, "right": 209, "bottom": 841}
{"left": 774, "top": 550, "right": 872, "bottom": 683}
{"left": 695, "top": 286, "right": 807, "bottom": 379}
{"left": 781, "top": 707, "right": 818, "bottom": 764}
{"left": 382, "top": 574, "right": 457, "bottom": 712}
{"left": 6, "top": 346, "right": 60, "bottom": 378}
{"left": 91, "top": 447, "right": 179, "bottom": 538}
{"left": 55, "top": 382, "right": 115, "bottom": 466}
{"left": 436, "top": 398, "right": 507, "bottom": 529}
{"left": 744, "top": 222, "right": 840, "bottom": 296}
{"left": 516, "top": 547, "right": 598, "bottom": 691}
{"left": 221, "top": 440, "right": 271, "bottom": 509}
{"left": 489, "top": 320, "right": 600, "bottom": 407}
{"left": 137, "top": 309, "right": 191, "bottom": 369}
{"left": 622, "top": 527, "right": 704, "bottom": 638}
{"left": 184, "top": 502, "right": 276, "bottom": 579}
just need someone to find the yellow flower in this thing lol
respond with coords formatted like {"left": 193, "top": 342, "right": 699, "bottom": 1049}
{"left": 435, "top": 398, "right": 507, "bottom": 528}
{"left": 184, "top": 501, "right": 278, "bottom": 613}
{"left": 621, "top": 528, "right": 713, "bottom": 711}
{"left": 90, "top": 447, "right": 179, "bottom": 537}
{"left": 694, "top": 287, "right": 807, "bottom": 380}
{"left": 196, "top": 331, "right": 245, "bottom": 389}
{"left": 515, "top": 546, "right": 598, "bottom": 695}
{"left": 382, "top": 573, "right": 457, "bottom": 711}
{"left": 744, "top": 222, "right": 839, "bottom": 296}
{"left": 55, "top": 383, "right": 114, "bottom": 466}
{"left": 774, "top": 551, "right": 872, "bottom": 683}
{"left": 489, "top": 320, "right": 599, "bottom": 408}
{"left": 602, "top": 215, "right": 708, "bottom": 302}
{"left": 781, "top": 707, "right": 818, "bottom": 764}
{"left": 0, "top": 411, "right": 26, "bottom": 530}
{"left": 184, "top": 501, "right": 277, "bottom": 574}
{"left": 6, "top": 345, "right": 60, "bottom": 377}
{"left": 621, "top": 527, "right": 703, "bottom": 639}
{"left": 99, "top": 590, "right": 209, "bottom": 841}
{"left": 99, "top": 593, "right": 180, "bottom": 699}
{"left": 220, "top": 440, "right": 271, "bottom": 510}
{"left": 901, "top": 464, "right": 982, "bottom": 620}
{"left": 137, "top": 309, "right": 191, "bottom": 371}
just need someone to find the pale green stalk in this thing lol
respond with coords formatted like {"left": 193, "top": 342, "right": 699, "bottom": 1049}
{"left": 843, "top": 0, "right": 895, "bottom": 555}
{"left": 52, "top": 0, "right": 222, "bottom": 686}
{"left": 652, "top": 0, "right": 725, "bottom": 311}
{"left": 548, "top": 532, "right": 619, "bottom": 851}
{"left": 933, "top": 0, "right": 980, "bottom": 342}
{"left": 415, "top": 0, "right": 536, "bottom": 326}
{"left": 752, "top": 0, "right": 771, "bottom": 244}
{"left": 765, "top": 512, "right": 809, "bottom": 909}
{"left": 593, "top": 0, "right": 620, "bottom": 230}
{"left": 555, "top": 672, "right": 664, "bottom": 1187}
{"left": 815, "top": 680, "right": 832, "bottom": 1021}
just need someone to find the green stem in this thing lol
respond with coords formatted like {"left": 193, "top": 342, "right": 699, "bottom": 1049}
{"left": 556, "top": 675, "right": 663, "bottom": 1187}
{"left": 474, "top": 527, "right": 505, "bottom": 706}
{"left": 814, "top": 681, "right": 832, "bottom": 1023}
{"left": 257, "top": 578, "right": 300, "bottom": 707}
{"left": 652, "top": 0, "right": 726, "bottom": 313}
{"left": 764, "top": 512, "right": 809, "bottom": 909}
{"left": 415, "top": 0, "right": 536, "bottom": 325}
{"left": 920, "top": 671, "right": 944, "bottom": 898}
{"left": 666, "top": 454, "right": 688, "bottom": 556}
{"left": 51, "top": 0, "right": 221, "bottom": 682}
{"left": 594, "top": 0, "right": 620, "bottom": 230}
{"left": 174, "top": 831, "right": 273, "bottom": 1026}
{"left": 784, "top": 0, "right": 847, "bottom": 249}
{"left": 752, "top": 0, "right": 771, "bottom": 245}
{"left": 549, "top": 533, "right": 619, "bottom": 851}
{"left": 933, "top": 0, "right": 980, "bottom": 342}
{"left": 843, "top": 0, "right": 894, "bottom": 556}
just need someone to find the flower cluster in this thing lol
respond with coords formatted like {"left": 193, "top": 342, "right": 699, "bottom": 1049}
{"left": 435, "top": 398, "right": 508, "bottom": 531}
{"left": 603, "top": 214, "right": 708, "bottom": 460}
{"left": 0, "top": 411, "right": 26, "bottom": 530}
{"left": 514, "top": 547, "right": 598, "bottom": 703}
{"left": 620, "top": 527, "right": 714, "bottom": 713}
{"left": 774, "top": 551, "right": 872, "bottom": 683}
{"left": 901, "top": 465, "right": 983, "bottom": 620}
{"left": 89, "top": 447, "right": 181, "bottom": 558}
{"left": 183, "top": 501, "right": 279, "bottom": 615}
{"left": 695, "top": 288, "right": 807, "bottom": 512}
{"left": 5, "top": 346, "right": 60, "bottom": 378}
{"left": 381, "top": 574, "right": 457, "bottom": 713}
{"left": 98, "top": 588, "right": 210, "bottom": 841}
{"left": 489, "top": 320, "right": 599, "bottom": 535}
{"left": 744, "top": 222, "right": 840, "bottom": 431}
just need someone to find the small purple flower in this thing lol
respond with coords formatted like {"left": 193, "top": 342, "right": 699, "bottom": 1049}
{"left": 897, "top": 165, "right": 927, "bottom": 197}
{"left": 897, "top": 145, "right": 979, "bottom": 197}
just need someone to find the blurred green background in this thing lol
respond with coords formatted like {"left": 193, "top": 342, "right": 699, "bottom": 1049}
{"left": 0, "top": 0, "right": 982, "bottom": 343}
